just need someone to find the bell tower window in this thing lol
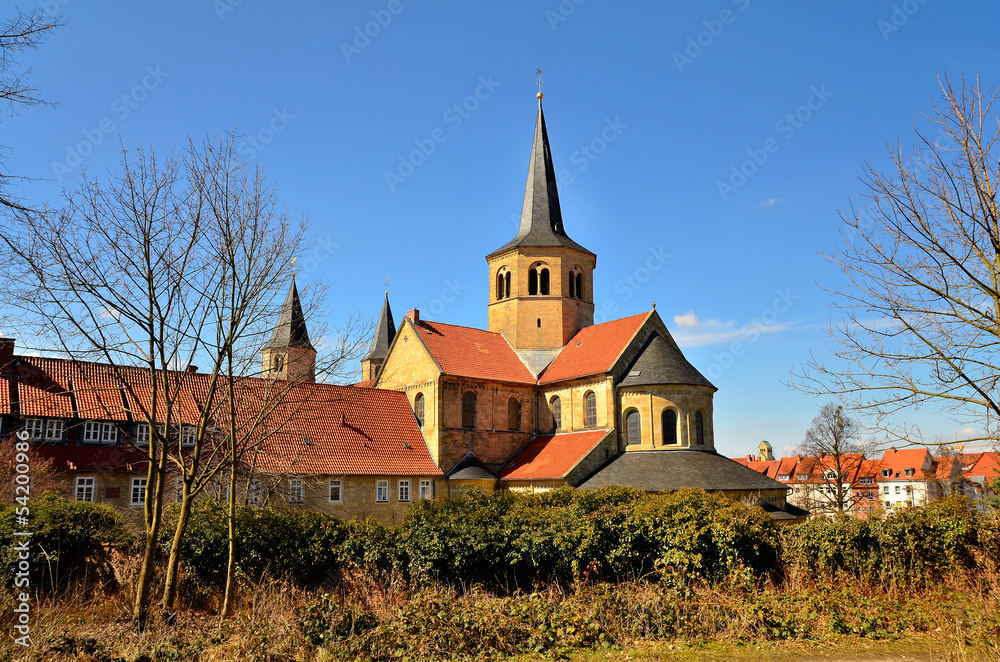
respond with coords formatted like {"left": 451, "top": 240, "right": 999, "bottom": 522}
{"left": 568, "top": 272, "right": 575, "bottom": 298}
{"left": 576, "top": 272, "right": 583, "bottom": 300}
{"left": 539, "top": 268, "right": 550, "bottom": 295}
{"left": 528, "top": 268, "right": 538, "bottom": 295}
{"left": 505, "top": 272, "right": 511, "bottom": 298}
{"left": 496, "top": 272, "right": 504, "bottom": 300}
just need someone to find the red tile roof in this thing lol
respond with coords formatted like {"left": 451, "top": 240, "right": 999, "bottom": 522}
{"left": 416, "top": 321, "right": 535, "bottom": 384}
{"left": 249, "top": 384, "right": 441, "bottom": 476}
{"left": 498, "top": 429, "right": 610, "bottom": 480}
{"left": 879, "top": 448, "right": 931, "bottom": 479}
{"left": 539, "top": 312, "right": 649, "bottom": 384}
{"left": 967, "top": 452, "right": 1000, "bottom": 480}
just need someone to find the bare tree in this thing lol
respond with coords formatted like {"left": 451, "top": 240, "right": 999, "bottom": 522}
{"left": 794, "top": 75, "right": 1000, "bottom": 447}
{"left": 0, "top": 8, "right": 60, "bottom": 213}
{"left": 797, "top": 404, "right": 867, "bottom": 516}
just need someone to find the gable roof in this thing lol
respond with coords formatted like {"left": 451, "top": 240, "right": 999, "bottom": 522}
{"left": 967, "top": 452, "right": 1000, "bottom": 480}
{"left": 879, "top": 447, "right": 931, "bottom": 479}
{"left": 539, "top": 312, "right": 649, "bottom": 384}
{"left": 487, "top": 101, "right": 593, "bottom": 259}
{"left": 618, "top": 333, "right": 715, "bottom": 389}
{"left": 445, "top": 453, "right": 497, "bottom": 480}
{"left": 499, "top": 429, "right": 610, "bottom": 480}
{"left": 416, "top": 320, "right": 536, "bottom": 384}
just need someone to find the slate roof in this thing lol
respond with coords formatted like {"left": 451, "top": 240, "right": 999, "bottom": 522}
{"left": 539, "top": 312, "right": 649, "bottom": 384}
{"left": 578, "top": 450, "right": 786, "bottom": 492}
{"left": 487, "top": 102, "right": 593, "bottom": 259}
{"left": 619, "top": 333, "right": 715, "bottom": 389}
{"left": 445, "top": 453, "right": 497, "bottom": 480}
{"left": 417, "top": 320, "right": 536, "bottom": 384}
{"left": 264, "top": 278, "right": 314, "bottom": 350}
{"left": 499, "top": 429, "right": 610, "bottom": 480}
{"left": 363, "top": 293, "right": 396, "bottom": 362}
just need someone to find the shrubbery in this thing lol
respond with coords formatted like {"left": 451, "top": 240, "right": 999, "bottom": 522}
{"left": 0, "top": 492, "right": 129, "bottom": 591}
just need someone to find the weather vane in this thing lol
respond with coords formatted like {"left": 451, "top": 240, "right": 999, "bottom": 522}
{"left": 535, "top": 68, "right": 544, "bottom": 100}
{"left": 385, "top": 276, "right": 390, "bottom": 294}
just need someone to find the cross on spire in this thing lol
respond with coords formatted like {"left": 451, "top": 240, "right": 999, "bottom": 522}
{"left": 535, "top": 68, "right": 544, "bottom": 101}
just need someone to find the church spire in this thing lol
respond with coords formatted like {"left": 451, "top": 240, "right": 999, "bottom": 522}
{"left": 360, "top": 291, "right": 396, "bottom": 382}
{"left": 264, "top": 276, "right": 314, "bottom": 350}
{"left": 488, "top": 91, "right": 593, "bottom": 258}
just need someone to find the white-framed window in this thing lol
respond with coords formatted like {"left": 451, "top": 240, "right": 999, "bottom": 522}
{"left": 884, "top": 486, "right": 890, "bottom": 494}
{"left": 859, "top": 477, "right": 874, "bottom": 486}
{"left": 797, "top": 473, "right": 809, "bottom": 481}
{"left": 419, "top": 480, "right": 432, "bottom": 500}
{"left": 376, "top": 480, "right": 389, "bottom": 503}
{"left": 130, "top": 477, "right": 147, "bottom": 506}
{"left": 247, "top": 478, "right": 264, "bottom": 507}
{"left": 25, "top": 418, "right": 63, "bottom": 442}
{"left": 778, "top": 474, "right": 790, "bottom": 481}
{"left": 75, "top": 476, "right": 95, "bottom": 502}
{"left": 904, "top": 468, "right": 914, "bottom": 477}
{"left": 885, "top": 500, "right": 891, "bottom": 508}
{"left": 135, "top": 423, "right": 150, "bottom": 446}
{"left": 895, "top": 486, "right": 901, "bottom": 494}
{"left": 180, "top": 425, "right": 196, "bottom": 449}
{"left": 289, "top": 479, "right": 304, "bottom": 504}
{"left": 83, "top": 421, "right": 117, "bottom": 445}
{"left": 881, "top": 469, "right": 891, "bottom": 477}
{"left": 398, "top": 480, "right": 410, "bottom": 502}
{"left": 329, "top": 479, "right": 342, "bottom": 503}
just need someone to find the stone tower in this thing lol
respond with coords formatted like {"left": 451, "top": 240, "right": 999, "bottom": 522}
{"left": 262, "top": 277, "right": 316, "bottom": 382}
{"left": 486, "top": 95, "right": 596, "bottom": 374}
{"left": 361, "top": 293, "right": 396, "bottom": 382}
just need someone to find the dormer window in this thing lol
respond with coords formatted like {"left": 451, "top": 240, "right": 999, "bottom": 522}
{"left": 797, "top": 473, "right": 809, "bottom": 481}
{"left": 881, "top": 469, "right": 891, "bottom": 477}
{"left": 82, "top": 421, "right": 117, "bottom": 445}
{"left": 24, "top": 418, "right": 63, "bottom": 442}
{"left": 778, "top": 474, "right": 790, "bottom": 481}
{"left": 903, "top": 468, "right": 914, "bottom": 477}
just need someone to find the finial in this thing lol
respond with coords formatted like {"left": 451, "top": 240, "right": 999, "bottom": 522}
{"left": 291, "top": 257, "right": 297, "bottom": 277}
{"left": 385, "top": 276, "right": 390, "bottom": 295}
{"left": 535, "top": 68, "right": 544, "bottom": 101}
{"left": 651, "top": 302, "right": 656, "bottom": 310}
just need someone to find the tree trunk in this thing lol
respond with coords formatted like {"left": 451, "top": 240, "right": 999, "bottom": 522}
{"left": 221, "top": 459, "right": 239, "bottom": 618}
{"left": 132, "top": 449, "right": 166, "bottom": 627}
{"left": 161, "top": 483, "right": 194, "bottom": 611}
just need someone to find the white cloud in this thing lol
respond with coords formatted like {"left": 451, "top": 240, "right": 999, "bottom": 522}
{"left": 672, "top": 319, "right": 804, "bottom": 348}
{"left": 673, "top": 310, "right": 700, "bottom": 328}
{"left": 783, "top": 445, "right": 798, "bottom": 457}
{"left": 955, "top": 427, "right": 980, "bottom": 440}
{"left": 759, "top": 197, "right": 782, "bottom": 207}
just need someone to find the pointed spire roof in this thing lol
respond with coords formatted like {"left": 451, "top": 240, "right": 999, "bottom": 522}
{"left": 487, "top": 99, "right": 594, "bottom": 258}
{"left": 264, "top": 277, "right": 314, "bottom": 350}
{"left": 363, "top": 293, "right": 396, "bottom": 362}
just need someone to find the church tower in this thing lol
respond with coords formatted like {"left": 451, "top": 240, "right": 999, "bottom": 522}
{"left": 361, "top": 292, "right": 396, "bottom": 382}
{"left": 487, "top": 92, "right": 596, "bottom": 374}
{"left": 262, "top": 277, "right": 316, "bottom": 382}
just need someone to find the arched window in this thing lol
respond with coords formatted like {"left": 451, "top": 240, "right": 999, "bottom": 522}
{"left": 273, "top": 353, "right": 285, "bottom": 373}
{"left": 551, "top": 396, "right": 561, "bottom": 431}
{"left": 507, "top": 397, "right": 521, "bottom": 431}
{"left": 576, "top": 273, "right": 583, "bottom": 300}
{"left": 584, "top": 391, "right": 597, "bottom": 427}
{"left": 462, "top": 392, "right": 477, "bottom": 429}
{"left": 662, "top": 409, "right": 677, "bottom": 445}
{"left": 528, "top": 268, "right": 538, "bottom": 295}
{"left": 568, "top": 271, "right": 576, "bottom": 298}
{"left": 540, "top": 268, "right": 550, "bottom": 295}
{"left": 414, "top": 393, "right": 425, "bottom": 428}
{"left": 695, "top": 411, "right": 705, "bottom": 445}
{"left": 625, "top": 409, "right": 641, "bottom": 445}
{"left": 505, "top": 272, "right": 511, "bottom": 298}
{"left": 496, "top": 272, "right": 504, "bottom": 300}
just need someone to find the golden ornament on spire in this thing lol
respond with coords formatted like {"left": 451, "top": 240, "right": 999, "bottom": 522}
{"left": 535, "top": 68, "right": 544, "bottom": 100}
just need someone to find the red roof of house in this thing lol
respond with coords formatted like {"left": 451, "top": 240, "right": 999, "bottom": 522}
{"left": 416, "top": 321, "right": 535, "bottom": 384}
{"left": 967, "top": 452, "right": 1000, "bottom": 480}
{"left": 249, "top": 384, "right": 441, "bottom": 476}
{"left": 879, "top": 447, "right": 931, "bottom": 479}
{"left": 499, "top": 429, "right": 610, "bottom": 480}
{"left": 539, "top": 312, "right": 650, "bottom": 384}
{"left": 932, "top": 456, "right": 959, "bottom": 481}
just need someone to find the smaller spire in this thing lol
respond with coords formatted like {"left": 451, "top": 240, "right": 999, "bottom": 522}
{"left": 363, "top": 292, "right": 396, "bottom": 362}
{"left": 264, "top": 277, "right": 314, "bottom": 350}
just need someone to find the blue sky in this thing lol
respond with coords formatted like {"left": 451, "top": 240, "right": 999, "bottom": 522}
{"left": 3, "top": 0, "right": 997, "bottom": 457}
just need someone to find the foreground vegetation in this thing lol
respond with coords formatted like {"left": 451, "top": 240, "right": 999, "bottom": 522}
{"left": 2, "top": 488, "right": 999, "bottom": 660}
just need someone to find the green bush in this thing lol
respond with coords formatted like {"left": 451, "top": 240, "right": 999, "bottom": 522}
{"left": 0, "top": 493, "right": 129, "bottom": 591}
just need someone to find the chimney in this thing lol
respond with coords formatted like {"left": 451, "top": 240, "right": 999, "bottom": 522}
{"left": 407, "top": 309, "right": 420, "bottom": 325}
{"left": 186, "top": 365, "right": 199, "bottom": 374}
{"left": 0, "top": 338, "right": 14, "bottom": 376}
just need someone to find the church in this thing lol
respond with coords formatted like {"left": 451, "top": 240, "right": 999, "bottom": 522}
{"left": 358, "top": 91, "right": 799, "bottom": 519}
